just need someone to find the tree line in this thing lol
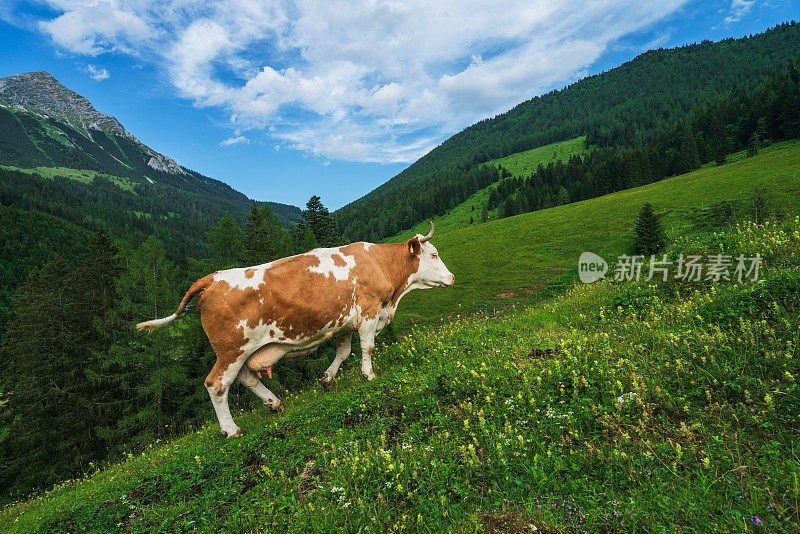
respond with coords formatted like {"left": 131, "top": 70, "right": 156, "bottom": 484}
{"left": 487, "top": 58, "right": 800, "bottom": 218}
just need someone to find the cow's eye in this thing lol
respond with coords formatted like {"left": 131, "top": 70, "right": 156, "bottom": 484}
{"left": 431, "top": 253, "right": 438, "bottom": 258}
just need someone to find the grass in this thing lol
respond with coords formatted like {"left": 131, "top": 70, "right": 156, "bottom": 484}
{"left": 385, "top": 137, "right": 588, "bottom": 242}
{"left": 389, "top": 140, "right": 800, "bottom": 331}
{"left": 1, "top": 165, "right": 138, "bottom": 192}
{"left": 2, "top": 216, "right": 799, "bottom": 532}
{"left": 485, "top": 136, "right": 588, "bottom": 178}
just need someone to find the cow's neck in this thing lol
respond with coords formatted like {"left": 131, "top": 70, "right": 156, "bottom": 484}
{"left": 370, "top": 242, "right": 422, "bottom": 307}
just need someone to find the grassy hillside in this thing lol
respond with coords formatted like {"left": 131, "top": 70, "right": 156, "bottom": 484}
{"left": 388, "top": 141, "right": 800, "bottom": 331}
{"left": 2, "top": 210, "right": 798, "bottom": 532}
{"left": 1, "top": 165, "right": 138, "bottom": 192}
{"left": 384, "top": 137, "right": 588, "bottom": 241}
{"left": 486, "top": 136, "right": 588, "bottom": 178}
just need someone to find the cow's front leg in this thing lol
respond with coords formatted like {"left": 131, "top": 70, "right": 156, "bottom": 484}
{"left": 321, "top": 334, "right": 352, "bottom": 390}
{"left": 358, "top": 325, "right": 377, "bottom": 380}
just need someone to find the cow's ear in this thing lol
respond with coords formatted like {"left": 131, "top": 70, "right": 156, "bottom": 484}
{"left": 407, "top": 237, "right": 421, "bottom": 255}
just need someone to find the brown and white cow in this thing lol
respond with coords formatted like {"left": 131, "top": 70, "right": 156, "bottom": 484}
{"left": 136, "top": 222, "right": 454, "bottom": 437}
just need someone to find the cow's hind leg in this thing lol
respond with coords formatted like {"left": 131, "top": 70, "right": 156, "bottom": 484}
{"left": 237, "top": 367, "right": 282, "bottom": 411}
{"left": 205, "top": 355, "right": 248, "bottom": 438}
{"left": 321, "top": 334, "right": 352, "bottom": 390}
{"left": 358, "top": 325, "right": 377, "bottom": 381}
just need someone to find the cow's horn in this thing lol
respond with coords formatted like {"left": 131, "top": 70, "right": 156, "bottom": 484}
{"left": 419, "top": 221, "right": 434, "bottom": 242}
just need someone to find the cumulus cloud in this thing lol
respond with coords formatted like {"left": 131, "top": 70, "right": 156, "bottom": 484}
{"left": 26, "top": 0, "right": 689, "bottom": 163}
{"left": 723, "top": 0, "right": 756, "bottom": 24}
{"left": 84, "top": 64, "right": 110, "bottom": 81}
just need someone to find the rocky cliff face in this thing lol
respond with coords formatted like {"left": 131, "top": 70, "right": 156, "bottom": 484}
{"left": 0, "top": 71, "right": 187, "bottom": 176}
{"left": 0, "top": 71, "right": 128, "bottom": 138}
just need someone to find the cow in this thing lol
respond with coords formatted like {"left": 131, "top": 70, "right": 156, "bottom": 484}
{"left": 136, "top": 222, "right": 454, "bottom": 437}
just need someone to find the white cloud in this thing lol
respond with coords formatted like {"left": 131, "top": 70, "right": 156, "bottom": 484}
{"left": 220, "top": 135, "right": 249, "bottom": 146}
{"left": 84, "top": 63, "right": 110, "bottom": 81}
{"left": 723, "top": 0, "right": 756, "bottom": 24}
{"left": 39, "top": 1, "right": 153, "bottom": 56}
{"left": 29, "top": 0, "right": 689, "bottom": 163}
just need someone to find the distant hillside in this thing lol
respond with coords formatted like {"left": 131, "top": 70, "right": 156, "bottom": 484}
{"left": 0, "top": 71, "right": 300, "bottom": 227}
{"left": 382, "top": 137, "right": 589, "bottom": 242}
{"left": 392, "top": 140, "right": 800, "bottom": 331}
{"left": 336, "top": 22, "right": 800, "bottom": 242}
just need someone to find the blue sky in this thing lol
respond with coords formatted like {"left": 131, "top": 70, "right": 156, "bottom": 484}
{"left": 1, "top": 1, "right": 798, "bottom": 210}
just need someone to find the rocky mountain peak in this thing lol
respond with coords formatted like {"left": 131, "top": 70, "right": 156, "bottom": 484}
{"left": 0, "top": 71, "right": 188, "bottom": 176}
{"left": 0, "top": 70, "right": 129, "bottom": 140}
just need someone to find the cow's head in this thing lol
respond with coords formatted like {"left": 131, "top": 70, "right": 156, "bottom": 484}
{"left": 407, "top": 222, "right": 455, "bottom": 288}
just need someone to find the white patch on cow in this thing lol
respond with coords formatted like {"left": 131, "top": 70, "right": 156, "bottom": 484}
{"left": 363, "top": 242, "right": 373, "bottom": 251}
{"left": 238, "top": 319, "right": 276, "bottom": 355}
{"left": 213, "top": 263, "right": 272, "bottom": 291}
{"left": 306, "top": 248, "right": 356, "bottom": 281}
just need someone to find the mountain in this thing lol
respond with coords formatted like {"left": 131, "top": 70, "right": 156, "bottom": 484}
{"left": 0, "top": 72, "right": 301, "bottom": 336}
{"left": 0, "top": 71, "right": 300, "bottom": 226}
{"left": 335, "top": 21, "right": 800, "bottom": 242}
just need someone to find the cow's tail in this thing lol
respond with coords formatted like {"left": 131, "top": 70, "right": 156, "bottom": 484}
{"left": 135, "top": 274, "right": 214, "bottom": 332}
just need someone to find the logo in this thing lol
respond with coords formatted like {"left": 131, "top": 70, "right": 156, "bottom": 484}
{"left": 578, "top": 252, "right": 608, "bottom": 284}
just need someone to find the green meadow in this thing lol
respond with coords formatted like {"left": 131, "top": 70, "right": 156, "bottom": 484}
{"left": 1, "top": 165, "right": 139, "bottom": 192}
{"left": 391, "top": 140, "right": 800, "bottom": 331}
{"left": 485, "top": 136, "right": 589, "bottom": 178}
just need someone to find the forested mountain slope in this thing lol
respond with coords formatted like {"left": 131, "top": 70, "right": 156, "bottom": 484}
{"left": 0, "top": 72, "right": 300, "bottom": 226}
{"left": 335, "top": 22, "right": 800, "bottom": 242}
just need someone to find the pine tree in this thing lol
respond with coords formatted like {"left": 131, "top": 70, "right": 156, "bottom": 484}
{"left": 245, "top": 203, "right": 293, "bottom": 264}
{"left": 633, "top": 203, "right": 666, "bottom": 255}
{"left": 207, "top": 212, "right": 244, "bottom": 269}
{"left": 678, "top": 127, "right": 700, "bottom": 173}
{"left": 297, "top": 223, "right": 320, "bottom": 253}
{"left": 714, "top": 143, "right": 727, "bottom": 166}
{"left": 302, "top": 196, "right": 341, "bottom": 247}
{"left": 557, "top": 186, "right": 570, "bottom": 205}
{"left": 91, "top": 237, "right": 185, "bottom": 448}
{"left": 747, "top": 132, "right": 760, "bottom": 157}
{"left": 2, "top": 258, "right": 99, "bottom": 492}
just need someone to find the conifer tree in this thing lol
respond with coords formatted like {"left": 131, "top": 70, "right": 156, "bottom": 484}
{"left": 633, "top": 202, "right": 666, "bottom": 255}
{"left": 91, "top": 237, "right": 184, "bottom": 447}
{"left": 245, "top": 203, "right": 293, "bottom": 264}
{"left": 294, "top": 222, "right": 320, "bottom": 253}
{"left": 678, "top": 127, "right": 700, "bottom": 173}
{"left": 747, "top": 131, "right": 760, "bottom": 157}
{"left": 302, "top": 196, "right": 341, "bottom": 247}
{"left": 207, "top": 212, "right": 244, "bottom": 269}
{"left": 2, "top": 258, "right": 98, "bottom": 492}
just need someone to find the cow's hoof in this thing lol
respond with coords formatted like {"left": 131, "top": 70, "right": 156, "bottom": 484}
{"left": 320, "top": 376, "right": 333, "bottom": 391}
{"left": 362, "top": 371, "right": 376, "bottom": 381}
{"left": 268, "top": 399, "right": 283, "bottom": 412}
{"left": 221, "top": 426, "right": 242, "bottom": 438}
